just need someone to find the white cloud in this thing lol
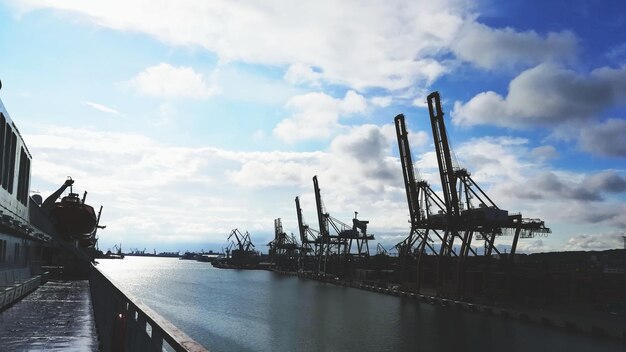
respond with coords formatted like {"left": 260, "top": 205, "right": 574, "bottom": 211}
{"left": 451, "top": 64, "right": 626, "bottom": 158}
{"left": 9, "top": 0, "right": 465, "bottom": 90}
{"left": 579, "top": 118, "right": 626, "bottom": 157}
{"left": 12, "top": 0, "right": 586, "bottom": 92}
{"left": 84, "top": 101, "right": 120, "bottom": 115}
{"left": 273, "top": 90, "right": 367, "bottom": 143}
{"left": 371, "top": 96, "right": 393, "bottom": 108}
{"left": 451, "top": 64, "right": 626, "bottom": 128}
{"left": 283, "top": 63, "right": 323, "bottom": 87}
{"left": 530, "top": 145, "right": 559, "bottom": 161}
{"left": 128, "top": 63, "right": 218, "bottom": 99}
{"left": 23, "top": 122, "right": 626, "bottom": 253}
{"left": 25, "top": 125, "right": 410, "bottom": 250}
{"left": 565, "top": 232, "right": 625, "bottom": 251}
{"left": 451, "top": 22, "right": 577, "bottom": 69}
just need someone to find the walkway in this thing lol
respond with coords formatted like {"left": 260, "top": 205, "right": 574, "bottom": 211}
{"left": 0, "top": 280, "right": 99, "bottom": 351}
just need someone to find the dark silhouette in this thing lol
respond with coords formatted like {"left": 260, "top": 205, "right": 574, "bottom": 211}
{"left": 41, "top": 178, "right": 74, "bottom": 214}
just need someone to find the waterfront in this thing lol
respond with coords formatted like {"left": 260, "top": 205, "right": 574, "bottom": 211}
{"left": 98, "top": 257, "right": 623, "bottom": 352}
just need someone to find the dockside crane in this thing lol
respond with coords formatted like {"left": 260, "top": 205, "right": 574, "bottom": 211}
{"left": 228, "top": 228, "right": 246, "bottom": 252}
{"left": 425, "top": 91, "right": 550, "bottom": 296}
{"left": 394, "top": 113, "right": 447, "bottom": 287}
{"left": 312, "top": 175, "right": 373, "bottom": 276}
{"left": 226, "top": 228, "right": 259, "bottom": 266}
{"left": 295, "top": 196, "right": 321, "bottom": 271}
{"left": 268, "top": 218, "right": 300, "bottom": 271}
{"left": 376, "top": 243, "right": 388, "bottom": 256}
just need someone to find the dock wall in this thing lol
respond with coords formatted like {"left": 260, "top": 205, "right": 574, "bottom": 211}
{"left": 276, "top": 270, "right": 626, "bottom": 342}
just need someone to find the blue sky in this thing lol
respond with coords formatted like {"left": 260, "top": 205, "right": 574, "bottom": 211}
{"left": 0, "top": 0, "right": 624, "bottom": 253}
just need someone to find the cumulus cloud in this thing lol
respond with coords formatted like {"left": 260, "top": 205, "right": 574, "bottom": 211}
{"left": 12, "top": 0, "right": 587, "bottom": 95}
{"left": 530, "top": 145, "right": 559, "bottom": 161}
{"left": 12, "top": 0, "right": 468, "bottom": 90}
{"left": 283, "top": 63, "right": 323, "bottom": 87}
{"left": 24, "top": 124, "right": 414, "bottom": 248}
{"left": 565, "top": 232, "right": 625, "bottom": 251}
{"left": 515, "top": 239, "right": 553, "bottom": 253}
{"left": 128, "top": 63, "right": 217, "bottom": 99}
{"left": 452, "top": 64, "right": 626, "bottom": 128}
{"left": 451, "top": 64, "right": 626, "bottom": 158}
{"left": 371, "top": 96, "right": 393, "bottom": 108}
{"left": 451, "top": 22, "right": 577, "bottom": 69}
{"left": 273, "top": 90, "right": 367, "bottom": 143}
{"left": 329, "top": 124, "right": 398, "bottom": 181}
{"left": 579, "top": 118, "right": 626, "bottom": 157}
{"left": 505, "top": 171, "right": 626, "bottom": 202}
{"left": 453, "top": 136, "right": 531, "bottom": 185}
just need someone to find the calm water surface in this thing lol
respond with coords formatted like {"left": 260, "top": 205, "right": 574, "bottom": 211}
{"left": 98, "top": 257, "right": 623, "bottom": 352}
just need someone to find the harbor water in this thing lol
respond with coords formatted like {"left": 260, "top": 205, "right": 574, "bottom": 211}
{"left": 98, "top": 257, "right": 623, "bottom": 352}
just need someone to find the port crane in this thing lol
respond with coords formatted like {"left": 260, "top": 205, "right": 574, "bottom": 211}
{"left": 228, "top": 229, "right": 254, "bottom": 252}
{"left": 425, "top": 91, "right": 550, "bottom": 296}
{"left": 394, "top": 113, "right": 448, "bottom": 287}
{"left": 312, "top": 175, "right": 374, "bottom": 276}
{"left": 376, "top": 243, "right": 389, "bottom": 256}
{"left": 226, "top": 229, "right": 259, "bottom": 266}
{"left": 268, "top": 218, "right": 300, "bottom": 271}
{"left": 295, "top": 196, "right": 321, "bottom": 271}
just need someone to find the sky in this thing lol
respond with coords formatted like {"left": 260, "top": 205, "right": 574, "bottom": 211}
{"left": 0, "top": 0, "right": 624, "bottom": 254}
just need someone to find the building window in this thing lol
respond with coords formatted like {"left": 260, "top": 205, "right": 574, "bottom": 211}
{"left": 0, "top": 113, "right": 5, "bottom": 187}
{"left": 2, "top": 123, "right": 12, "bottom": 190}
{"left": 0, "top": 240, "right": 5, "bottom": 263}
{"left": 14, "top": 243, "right": 19, "bottom": 264}
{"left": 17, "top": 147, "right": 30, "bottom": 204}
{"left": 7, "top": 131, "right": 17, "bottom": 194}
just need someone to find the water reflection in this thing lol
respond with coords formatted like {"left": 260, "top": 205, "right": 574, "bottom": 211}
{"left": 98, "top": 257, "right": 622, "bottom": 352}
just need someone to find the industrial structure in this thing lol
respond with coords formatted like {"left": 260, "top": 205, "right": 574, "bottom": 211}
{"left": 291, "top": 177, "right": 375, "bottom": 277}
{"left": 295, "top": 196, "right": 321, "bottom": 272}
{"left": 311, "top": 175, "right": 374, "bottom": 276}
{"left": 267, "top": 218, "right": 300, "bottom": 271}
{"left": 393, "top": 91, "right": 551, "bottom": 297}
{"left": 217, "top": 228, "right": 260, "bottom": 268}
{"left": 254, "top": 89, "right": 622, "bottom": 325}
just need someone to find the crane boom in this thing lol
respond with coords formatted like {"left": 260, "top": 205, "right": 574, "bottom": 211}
{"left": 395, "top": 114, "right": 421, "bottom": 226}
{"left": 428, "top": 92, "right": 460, "bottom": 217}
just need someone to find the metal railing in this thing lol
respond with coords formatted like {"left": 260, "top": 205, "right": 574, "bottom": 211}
{"left": 89, "top": 265, "right": 208, "bottom": 352}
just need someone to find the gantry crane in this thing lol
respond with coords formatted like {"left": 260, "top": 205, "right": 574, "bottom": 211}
{"left": 394, "top": 113, "right": 447, "bottom": 288}
{"left": 268, "top": 218, "right": 299, "bottom": 271}
{"left": 227, "top": 228, "right": 259, "bottom": 266}
{"left": 425, "top": 91, "right": 550, "bottom": 296}
{"left": 295, "top": 196, "right": 321, "bottom": 271}
{"left": 312, "top": 175, "right": 373, "bottom": 276}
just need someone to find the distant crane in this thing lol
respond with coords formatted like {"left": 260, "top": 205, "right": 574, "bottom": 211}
{"left": 295, "top": 196, "right": 321, "bottom": 271}
{"left": 268, "top": 218, "right": 300, "bottom": 271}
{"left": 226, "top": 228, "right": 259, "bottom": 266}
{"left": 312, "top": 175, "right": 373, "bottom": 276}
